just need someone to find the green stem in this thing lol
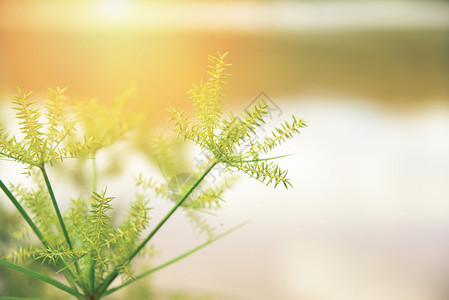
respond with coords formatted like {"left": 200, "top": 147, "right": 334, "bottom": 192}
{"left": 89, "top": 153, "right": 98, "bottom": 293}
{"left": 0, "top": 179, "right": 45, "bottom": 244}
{"left": 0, "top": 178, "right": 81, "bottom": 292}
{"left": 0, "top": 297, "right": 47, "bottom": 300}
{"left": 95, "top": 162, "right": 217, "bottom": 296}
{"left": 104, "top": 221, "right": 249, "bottom": 296}
{"left": 0, "top": 259, "right": 84, "bottom": 298}
{"left": 39, "top": 166, "right": 84, "bottom": 289}
{"left": 230, "top": 154, "right": 293, "bottom": 163}
{"left": 89, "top": 252, "right": 95, "bottom": 293}
{"left": 92, "top": 153, "right": 98, "bottom": 193}
{"left": 39, "top": 166, "right": 72, "bottom": 249}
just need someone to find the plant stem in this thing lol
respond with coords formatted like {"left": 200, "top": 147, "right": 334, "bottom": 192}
{"left": 92, "top": 152, "right": 97, "bottom": 193}
{"left": 89, "top": 251, "right": 95, "bottom": 293}
{"left": 39, "top": 166, "right": 84, "bottom": 289}
{"left": 104, "top": 220, "right": 249, "bottom": 295}
{"left": 0, "top": 179, "right": 82, "bottom": 293}
{"left": 0, "top": 259, "right": 84, "bottom": 298}
{"left": 0, "top": 179, "right": 45, "bottom": 244}
{"left": 40, "top": 166, "right": 72, "bottom": 249}
{"left": 89, "top": 153, "right": 98, "bottom": 293}
{"left": 95, "top": 162, "right": 217, "bottom": 296}
{"left": 230, "top": 154, "right": 293, "bottom": 163}
{"left": 0, "top": 297, "right": 46, "bottom": 300}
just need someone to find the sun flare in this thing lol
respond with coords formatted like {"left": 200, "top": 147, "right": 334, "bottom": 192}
{"left": 96, "top": 0, "right": 133, "bottom": 24}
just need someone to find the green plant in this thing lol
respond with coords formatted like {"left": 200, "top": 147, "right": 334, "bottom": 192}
{"left": 0, "top": 52, "right": 306, "bottom": 300}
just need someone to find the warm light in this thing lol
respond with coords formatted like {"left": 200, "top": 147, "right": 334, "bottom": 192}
{"left": 96, "top": 0, "right": 132, "bottom": 24}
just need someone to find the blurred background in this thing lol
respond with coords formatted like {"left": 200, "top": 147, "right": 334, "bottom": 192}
{"left": 1, "top": 0, "right": 449, "bottom": 299}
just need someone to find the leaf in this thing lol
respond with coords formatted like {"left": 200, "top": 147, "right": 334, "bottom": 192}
{"left": 87, "top": 189, "right": 114, "bottom": 275}
{"left": 107, "top": 195, "right": 151, "bottom": 279}
{"left": 104, "top": 221, "right": 249, "bottom": 296}
{"left": 250, "top": 115, "right": 307, "bottom": 154}
{"left": 0, "top": 180, "right": 46, "bottom": 244}
{"left": 11, "top": 88, "right": 44, "bottom": 162}
{"left": 4, "top": 246, "right": 42, "bottom": 264}
{"left": 229, "top": 161, "right": 292, "bottom": 189}
{"left": 0, "top": 259, "right": 83, "bottom": 298}
{"left": 0, "top": 297, "right": 47, "bottom": 300}
{"left": 189, "top": 51, "right": 231, "bottom": 148}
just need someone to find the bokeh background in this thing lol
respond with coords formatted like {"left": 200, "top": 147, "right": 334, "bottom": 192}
{"left": 1, "top": 0, "right": 449, "bottom": 299}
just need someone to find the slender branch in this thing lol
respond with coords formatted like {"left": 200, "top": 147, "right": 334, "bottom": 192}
{"left": 0, "top": 259, "right": 84, "bottom": 298}
{"left": 89, "top": 152, "right": 98, "bottom": 293}
{"left": 92, "top": 152, "right": 98, "bottom": 193}
{"left": 39, "top": 166, "right": 72, "bottom": 249}
{"left": 0, "top": 297, "right": 46, "bottom": 300}
{"left": 46, "top": 123, "right": 76, "bottom": 159}
{"left": 104, "top": 221, "right": 249, "bottom": 296}
{"left": 39, "top": 166, "right": 84, "bottom": 287}
{"left": 0, "top": 179, "right": 45, "bottom": 244}
{"left": 0, "top": 179, "right": 82, "bottom": 292}
{"left": 95, "top": 162, "right": 217, "bottom": 296}
{"left": 89, "top": 251, "right": 95, "bottom": 293}
{"left": 228, "top": 154, "right": 293, "bottom": 164}
{"left": 0, "top": 151, "right": 18, "bottom": 160}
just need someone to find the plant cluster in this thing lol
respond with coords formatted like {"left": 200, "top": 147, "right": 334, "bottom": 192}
{"left": 0, "top": 52, "right": 306, "bottom": 300}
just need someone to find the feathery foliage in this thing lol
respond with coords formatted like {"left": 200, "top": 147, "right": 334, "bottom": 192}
{"left": 0, "top": 87, "right": 95, "bottom": 174}
{"left": 74, "top": 86, "right": 137, "bottom": 154}
{"left": 0, "top": 52, "right": 305, "bottom": 300}
{"left": 168, "top": 52, "right": 307, "bottom": 189}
